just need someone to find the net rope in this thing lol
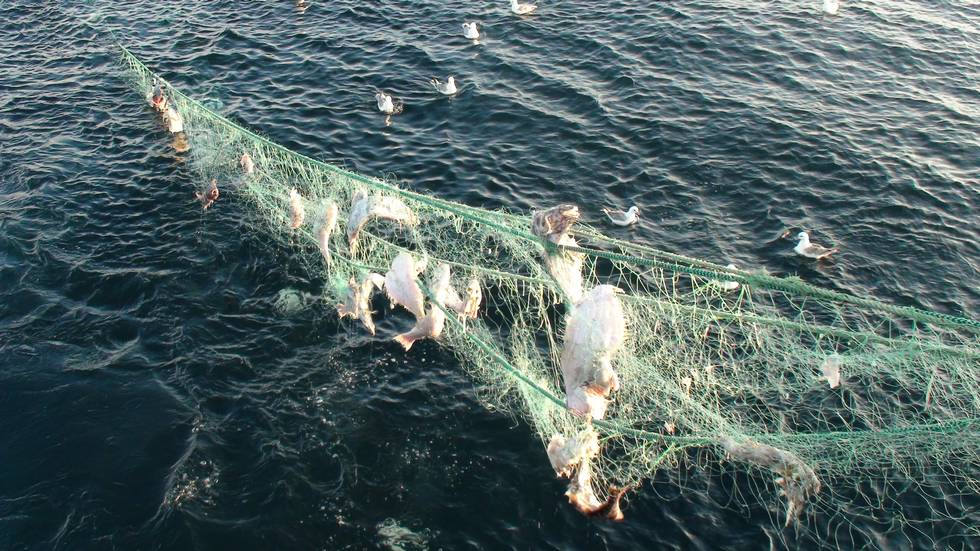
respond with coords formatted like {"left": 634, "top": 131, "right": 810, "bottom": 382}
{"left": 120, "top": 45, "right": 980, "bottom": 545}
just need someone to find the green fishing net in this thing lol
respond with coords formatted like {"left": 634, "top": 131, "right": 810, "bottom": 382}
{"left": 121, "top": 45, "right": 980, "bottom": 545}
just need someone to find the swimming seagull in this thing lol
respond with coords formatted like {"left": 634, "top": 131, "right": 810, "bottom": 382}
{"left": 510, "top": 0, "right": 537, "bottom": 15}
{"left": 462, "top": 22, "right": 480, "bottom": 41}
{"left": 601, "top": 206, "right": 639, "bottom": 226}
{"left": 430, "top": 76, "right": 458, "bottom": 96}
{"left": 375, "top": 90, "right": 404, "bottom": 126}
{"left": 822, "top": 0, "right": 839, "bottom": 15}
{"left": 793, "top": 231, "right": 838, "bottom": 260}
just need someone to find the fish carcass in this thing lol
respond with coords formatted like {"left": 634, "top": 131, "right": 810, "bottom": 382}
{"left": 384, "top": 252, "right": 427, "bottom": 319}
{"left": 559, "top": 285, "right": 626, "bottom": 420}
{"left": 318, "top": 201, "right": 339, "bottom": 266}
{"left": 393, "top": 263, "right": 452, "bottom": 351}
{"left": 347, "top": 190, "right": 418, "bottom": 252}
{"left": 289, "top": 188, "right": 306, "bottom": 229}
{"left": 531, "top": 204, "right": 584, "bottom": 304}
{"left": 337, "top": 272, "right": 387, "bottom": 335}
{"left": 446, "top": 277, "right": 482, "bottom": 321}
{"left": 546, "top": 428, "right": 599, "bottom": 478}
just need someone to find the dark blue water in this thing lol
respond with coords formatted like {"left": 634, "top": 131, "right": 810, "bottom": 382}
{"left": 1, "top": 1, "right": 978, "bottom": 549}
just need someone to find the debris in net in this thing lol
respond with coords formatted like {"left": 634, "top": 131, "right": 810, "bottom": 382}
{"left": 720, "top": 437, "right": 821, "bottom": 527}
{"left": 289, "top": 188, "right": 306, "bottom": 229}
{"left": 194, "top": 179, "right": 219, "bottom": 210}
{"left": 384, "top": 252, "right": 427, "bottom": 319}
{"left": 821, "top": 354, "right": 842, "bottom": 388}
{"left": 240, "top": 152, "right": 255, "bottom": 175}
{"left": 337, "top": 272, "right": 387, "bottom": 335}
{"left": 547, "top": 428, "right": 599, "bottom": 478}
{"left": 602, "top": 205, "right": 640, "bottom": 227}
{"left": 532, "top": 204, "right": 585, "bottom": 303}
{"left": 347, "top": 189, "right": 418, "bottom": 252}
{"left": 318, "top": 201, "right": 339, "bottom": 266}
{"left": 394, "top": 264, "right": 452, "bottom": 351}
{"left": 560, "top": 285, "right": 626, "bottom": 419}
{"left": 445, "top": 277, "right": 481, "bottom": 322}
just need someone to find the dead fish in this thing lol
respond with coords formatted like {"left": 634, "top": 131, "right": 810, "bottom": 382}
{"left": 393, "top": 263, "right": 451, "bottom": 351}
{"left": 821, "top": 354, "right": 842, "bottom": 389}
{"left": 532, "top": 205, "right": 585, "bottom": 303}
{"left": 347, "top": 190, "right": 418, "bottom": 252}
{"left": 560, "top": 285, "right": 626, "bottom": 419}
{"left": 240, "top": 152, "right": 255, "bottom": 175}
{"left": 532, "top": 204, "right": 580, "bottom": 244}
{"left": 384, "top": 252, "right": 426, "bottom": 319}
{"left": 337, "top": 272, "right": 386, "bottom": 334}
{"left": 289, "top": 188, "right": 305, "bottom": 229}
{"left": 164, "top": 107, "right": 184, "bottom": 134}
{"left": 543, "top": 239, "right": 585, "bottom": 304}
{"left": 719, "top": 436, "right": 821, "bottom": 527}
{"left": 318, "top": 202, "right": 339, "bottom": 266}
{"left": 194, "top": 179, "right": 219, "bottom": 210}
{"left": 446, "top": 277, "right": 482, "bottom": 321}
{"left": 546, "top": 428, "right": 599, "bottom": 478}
{"left": 564, "top": 460, "right": 628, "bottom": 521}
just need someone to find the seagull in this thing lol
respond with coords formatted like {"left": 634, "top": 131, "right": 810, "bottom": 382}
{"left": 430, "top": 76, "right": 458, "bottom": 96}
{"left": 716, "top": 264, "right": 741, "bottom": 291}
{"left": 296, "top": 0, "right": 309, "bottom": 13}
{"left": 793, "top": 231, "right": 838, "bottom": 260}
{"left": 510, "top": 0, "right": 537, "bottom": 15}
{"left": 462, "top": 22, "right": 480, "bottom": 41}
{"left": 602, "top": 206, "right": 639, "bottom": 226}
{"left": 822, "top": 0, "right": 839, "bottom": 15}
{"left": 375, "top": 90, "right": 404, "bottom": 126}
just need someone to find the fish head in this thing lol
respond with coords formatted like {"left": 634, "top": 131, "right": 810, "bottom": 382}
{"left": 531, "top": 204, "right": 581, "bottom": 241}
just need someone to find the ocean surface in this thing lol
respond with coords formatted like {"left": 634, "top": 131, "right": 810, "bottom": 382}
{"left": 1, "top": 1, "right": 978, "bottom": 549}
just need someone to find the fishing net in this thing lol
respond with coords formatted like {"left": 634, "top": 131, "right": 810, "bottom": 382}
{"left": 120, "top": 45, "right": 980, "bottom": 545}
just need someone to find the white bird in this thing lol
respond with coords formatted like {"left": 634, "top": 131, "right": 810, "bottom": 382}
{"left": 601, "top": 206, "right": 639, "bottom": 226}
{"left": 822, "top": 0, "right": 839, "bottom": 15}
{"left": 430, "top": 76, "right": 458, "bottom": 96}
{"left": 510, "top": 0, "right": 537, "bottom": 15}
{"left": 375, "top": 90, "right": 403, "bottom": 126}
{"left": 716, "top": 263, "right": 741, "bottom": 291}
{"left": 794, "top": 231, "right": 838, "bottom": 260}
{"left": 462, "top": 22, "right": 480, "bottom": 40}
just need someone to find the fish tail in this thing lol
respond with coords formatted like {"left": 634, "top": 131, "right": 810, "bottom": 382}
{"left": 393, "top": 332, "right": 419, "bottom": 351}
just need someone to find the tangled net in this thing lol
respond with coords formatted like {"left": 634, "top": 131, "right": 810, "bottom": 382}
{"left": 121, "top": 45, "right": 980, "bottom": 545}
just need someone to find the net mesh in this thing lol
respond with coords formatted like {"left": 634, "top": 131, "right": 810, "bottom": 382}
{"left": 121, "top": 45, "right": 980, "bottom": 545}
